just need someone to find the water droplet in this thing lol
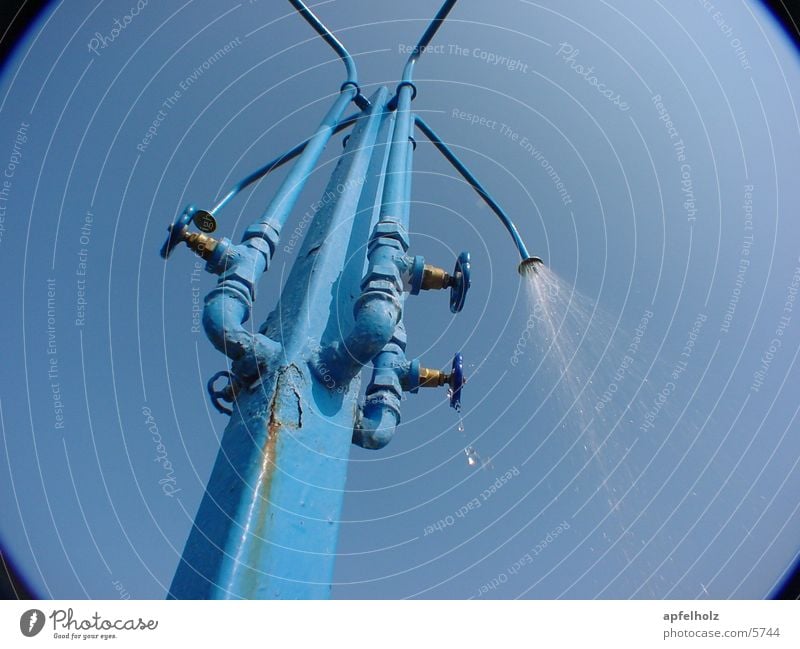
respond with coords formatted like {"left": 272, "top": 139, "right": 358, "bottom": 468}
{"left": 464, "top": 446, "right": 480, "bottom": 467}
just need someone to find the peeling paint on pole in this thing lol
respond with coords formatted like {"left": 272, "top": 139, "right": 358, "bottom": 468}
{"left": 169, "top": 89, "right": 392, "bottom": 600}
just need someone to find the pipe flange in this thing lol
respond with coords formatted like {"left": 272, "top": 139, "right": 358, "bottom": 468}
{"left": 396, "top": 81, "right": 418, "bottom": 102}
{"left": 340, "top": 80, "right": 361, "bottom": 96}
{"left": 408, "top": 255, "right": 425, "bottom": 295}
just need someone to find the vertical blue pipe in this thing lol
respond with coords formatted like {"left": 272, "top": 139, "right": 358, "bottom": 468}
{"left": 403, "top": 118, "right": 414, "bottom": 228}
{"left": 169, "top": 88, "right": 392, "bottom": 599}
{"left": 351, "top": 101, "right": 414, "bottom": 450}
{"left": 379, "top": 83, "right": 414, "bottom": 219}
{"left": 243, "top": 89, "right": 356, "bottom": 249}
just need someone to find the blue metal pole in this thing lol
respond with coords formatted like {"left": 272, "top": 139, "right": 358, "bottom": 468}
{"left": 169, "top": 88, "right": 392, "bottom": 599}
{"left": 166, "top": 1, "right": 476, "bottom": 600}
{"left": 313, "top": 76, "right": 415, "bottom": 386}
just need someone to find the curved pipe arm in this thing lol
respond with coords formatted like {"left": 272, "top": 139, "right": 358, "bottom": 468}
{"left": 353, "top": 395, "right": 400, "bottom": 450}
{"left": 318, "top": 291, "right": 402, "bottom": 386}
{"left": 202, "top": 241, "right": 283, "bottom": 383}
{"left": 289, "top": 0, "right": 368, "bottom": 108}
{"left": 199, "top": 83, "right": 359, "bottom": 385}
{"left": 203, "top": 280, "right": 282, "bottom": 383}
{"left": 414, "top": 115, "right": 532, "bottom": 262}
{"left": 400, "top": 0, "right": 458, "bottom": 83}
{"left": 211, "top": 112, "right": 361, "bottom": 216}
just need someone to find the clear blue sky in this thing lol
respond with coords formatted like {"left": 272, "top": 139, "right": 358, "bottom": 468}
{"left": 1, "top": 0, "right": 799, "bottom": 599}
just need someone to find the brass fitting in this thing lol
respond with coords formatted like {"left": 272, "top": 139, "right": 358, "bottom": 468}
{"left": 185, "top": 232, "right": 219, "bottom": 261}
{"left": 418, "top": 366, "right": 450, "bottom": 388}
{"left": 421, "top": 264, "right": 454, "bottom": 291}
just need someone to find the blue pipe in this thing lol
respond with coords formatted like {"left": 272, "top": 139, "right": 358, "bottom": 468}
{"left": 242, "top": 88, "right": 356, "bottom": 255}
{"left": 353, "top": 323, "right": 408, "bottom": 449}
{"left": 380, "top": 84, "right": 413, "bottom": 219}
{"left": 210, "top": 112, "right": 361, "bottom": 216}
{"left": 351, "top": 97, "right": 418, "bottom": 448}
{"left": 414, "top": 115, "right": 532, "bottom": 262}
{"left": 288, "top": 0, "right": 369, "bottom": 108}
{"left": 203, "top": 70, "right": 358, "bottom": 387}
{"left": 316, "top": 88, "right": 417, "bottom": 383}
{"left": 403, "top": 123, "right": 414, "bottom": 226}
{"left": 205, "top": 0, "right": 373, "bottom": 220}
{"left": 201, "top": 0, "right": 365, "bottom": 248}
{"left": 202, "top": 282, "right": 282, "bottom": 383}
{"left": 400, "top": 0, "right": 458, "bottom": 84}
{"left": 172, "top": 89, "right": 392, "bottom": 600}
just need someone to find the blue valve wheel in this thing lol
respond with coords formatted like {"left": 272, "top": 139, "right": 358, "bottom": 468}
{"left": 160, "top": 204, "right": 196, "bottom": 259}
{"left": 450, "top": 251, "right": 471, "bottom": 313}
{"left": 449, "top": 352, "right": 464, "bottom": 410}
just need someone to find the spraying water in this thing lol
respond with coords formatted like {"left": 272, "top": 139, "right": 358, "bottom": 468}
{"left": 520, "top": 262, "right": 625, "bottom": 432}
{"left": 516, "top": 260, "right": 708, "bottom": 596}
{"left": 518, "top": 261, "right": 661, "bottom": 447}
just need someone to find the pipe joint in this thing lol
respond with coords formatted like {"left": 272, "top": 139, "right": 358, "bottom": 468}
{"left": 368, "top": 367, "right": 403, "bottom": 397}
{"left": 216, "top": 245, "right": 267, "bottom": 302}
{"left": 340, "top": 80, "right": 369, "bottom": 109}
{"left": 361, "top": 269, "right": 403, "bottom": 296}
{"left": 203, "top": 283, "right": 282, "bottom": 385}
{"left": 353, "top": 395, "right": 400, "bottom": 450}
{"left": 315, "top": 290, "right": 401, "bottom": 385}
{"left": 242, "top": 221, "right": 280, "bottom": 259}
{"left": 352, "top": 335, "right": 407, "bottom": 450}
{"left": 369, "top": 218, "right": 410, "bottom": 251}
